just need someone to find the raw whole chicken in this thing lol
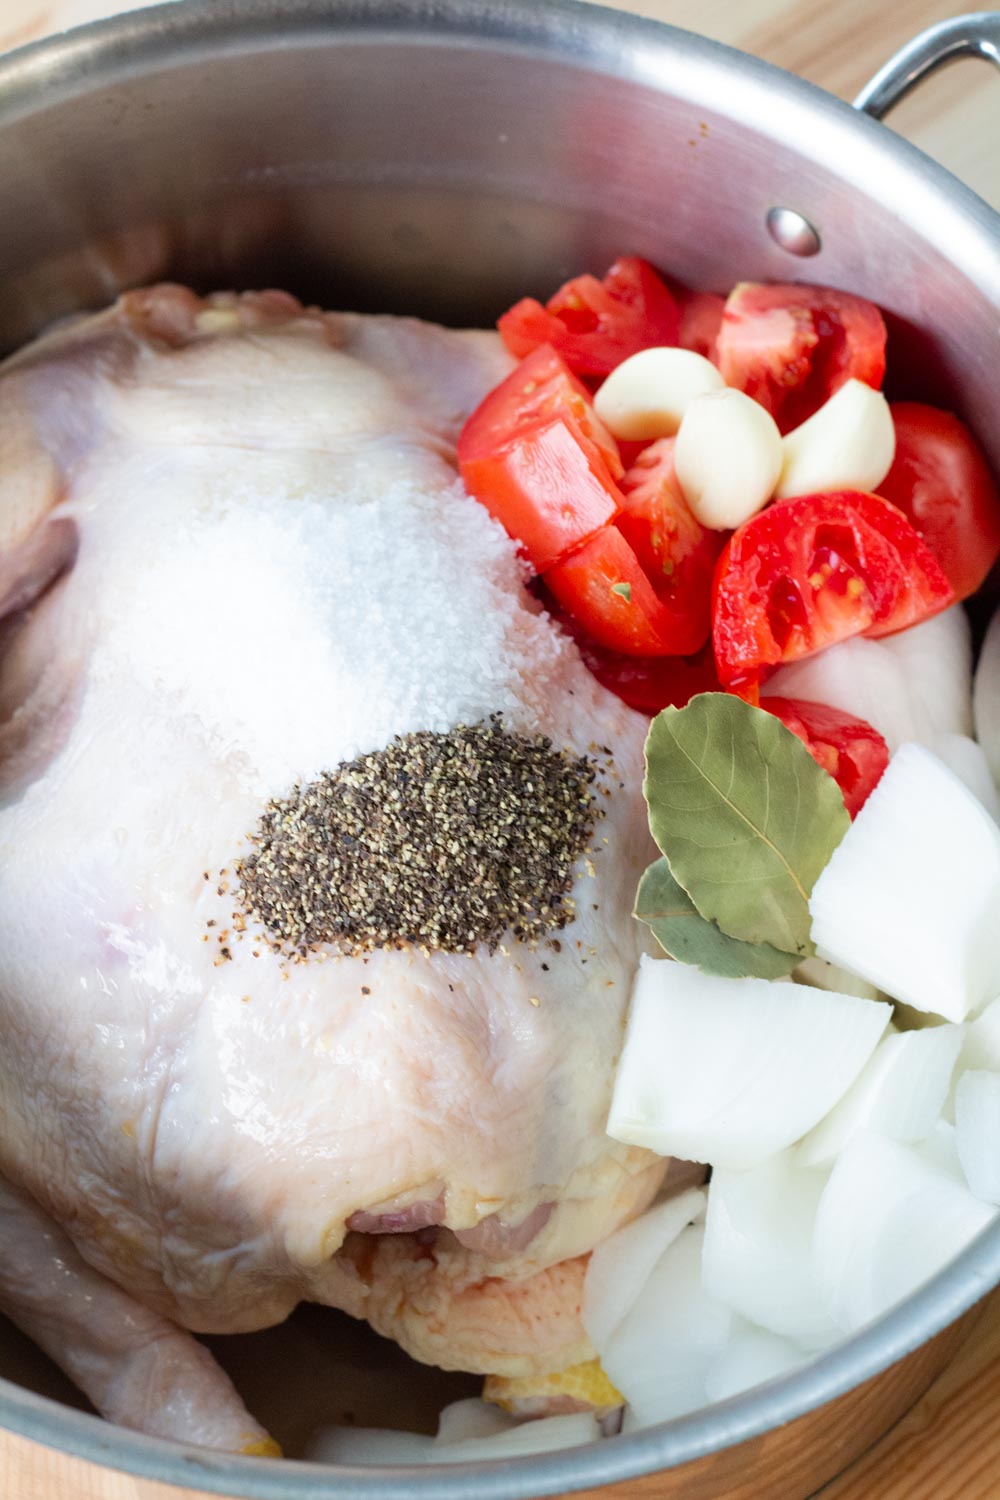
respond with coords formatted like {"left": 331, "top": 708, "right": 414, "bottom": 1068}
{"left": 0, "top": 286, "right": 664, "bottom": 1451}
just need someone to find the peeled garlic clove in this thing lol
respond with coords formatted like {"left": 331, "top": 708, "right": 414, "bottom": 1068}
{"left": 593, "top": 347, "right": 725, "bottom": 442}
{"left": 674, "top": 389, "right": 783, "bottom": 530}
{"left": 776, "top": 379, "right": 895, "bottom": 500}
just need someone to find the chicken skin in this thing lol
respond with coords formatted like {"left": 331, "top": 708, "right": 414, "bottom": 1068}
{"left": 0, "top": 285, "right": 663, "bottom": 1448}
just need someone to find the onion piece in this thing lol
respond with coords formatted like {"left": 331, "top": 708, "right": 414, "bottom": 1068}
{"left": 876, "top": 606, "right": 973, "bottom": 740}
{"left": 812, "top": 1131, "right": 997, "bottom": 1332}
{"left": 704, "top": 1321, "right": 809, "bottom": 1403}
{"left": 602, "top": 1225, "right": 732, "bottom": 1427}
{"left": 916, "top": 1119, "right": 965, "bottom": 1183}
{"left": 582, "top": 1187, "right": 706, "bottom": 1352}
{"left": 764, "top": 606, "right": 973, "bottom": 754}
{"left": 793, "top": 956, "right": 880, "bottom": 1001}
{"left": 306, "top": 1406, "right": 600, "bottom": 1464}
{"left": 437, "top": 1413, "right": 600, "bottom": 1459}
{"left": 797, "top": 1025, "right": 962, "bottom": 1167}
{"left": 435, "top": 1399, "right": 515, "bottom": 1445}
{"left": 305, "top": 1428, "right": 439, "bottom": 1465}
{"left": 960, "top": 997, "right": 1000, "bottom": 1074}
{"left": 926, "top": 733, "right": 1000, "bottom": 820}
{"left": 608, "top": 957, "right": 890, "bottom": 1169}
{"left": 955, "top": 1071, "right": 1000, "bottom": 1204}
{"left": 974, "top": 608, "right": 1000, "bottom": 783}
{"left": 810, "top": 744, "right": 1000, "bottom": 1020}
{"left": 702, "top": 1153, "right": 838, "bottom": 1348}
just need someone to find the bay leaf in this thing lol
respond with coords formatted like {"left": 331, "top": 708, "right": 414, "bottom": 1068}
{"left": 636, "top": 857, "right": 800, "bottom": 979}
{"left": 643, "top": 693, "right": 850, "bottom": 956}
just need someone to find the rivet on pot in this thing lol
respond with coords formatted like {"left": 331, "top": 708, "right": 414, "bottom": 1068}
{"left": 766, "top": 206, "right": 822, "bottom": 256}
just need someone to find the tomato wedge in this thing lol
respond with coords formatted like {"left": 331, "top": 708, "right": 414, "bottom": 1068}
{"left": 460, "top": 344, "right": 622, "bottom": 478}
{"left": 458, "top": 345, "right": 624, "bottom": 573}
{"left": 544, "top": 526, "right": 705, "bottom": 656}
{"left": 763, "top": 697, "right": 889, "bottom": 818}
{"left": 580, "top": 642, "right": 720, "bottom": 713}
{"left": 498, "top": 257, "right": 680, "bottom": 378}
{"left": 713, "top": 491, "right": 954, "bottom": 686}
{"left": 675, "top": 288, "right": 725, "bottom": 363}
{"left": 877, "top": 402, "right": 1000, "bottom": 601}
{"left": 716, "top": 282, "right": 887, "bottom": 432}
{"left": 540, "top": 588, "right": 722, "bottom": 712}
{"left": 615, "top": 438, "right": 726, "bottom": 656}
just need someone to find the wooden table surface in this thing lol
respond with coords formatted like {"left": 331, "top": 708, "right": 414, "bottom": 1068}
{"left": 1, "top": 0, "right": 999, "bottom": 1497}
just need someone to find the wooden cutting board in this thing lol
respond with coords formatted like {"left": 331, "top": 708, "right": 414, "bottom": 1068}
{"left": 1, "top": 1, "right": 999, "bottom": 1497}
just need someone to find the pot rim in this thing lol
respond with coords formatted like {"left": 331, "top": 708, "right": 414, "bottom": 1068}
{"left": 1, "top": 2, "right": 998, "bottom": 1495}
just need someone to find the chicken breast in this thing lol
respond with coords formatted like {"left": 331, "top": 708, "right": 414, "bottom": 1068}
{"left": 0, "top": 285, "right": 663, "bottom": 1447}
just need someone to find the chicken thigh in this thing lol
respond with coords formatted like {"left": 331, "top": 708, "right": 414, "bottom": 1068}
{"left": 0, "top": 285, "right": 663, "bottom": 1448}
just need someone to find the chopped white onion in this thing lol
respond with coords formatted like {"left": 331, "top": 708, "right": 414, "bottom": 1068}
{"left": 810, "top": 744, "right": 1000, "bottom": 1020}
{"left": 704, "top": 1321, "right": 809, "bottom": 1403}
{"left": 702, "top": 1152, "right": 838, "bottom": 1348}
{"left": 608, "top": 957, "right": 890, "bottom": 1169}
{"left": 797, "top": 1025, "right": 963, "bottom": 1166}
{"left": 955, "top": 1071, "right": 1000, "bottom": 1204}
{"left": 776, "top": 380, "right": 895, "bottom": 500}
{"left": 974, "top": 608, "right": 1000, "bottom": 783}
{"left": 793, "top": 956, "right": 880, "bottom": 1001}
{"left": 764, "top": 606, "right": 973, "bottom": 754}
{"left": 305, "top": 1427, "right": 439, "bottom": 1465}
{"left": 435, "top": 1399, "right": 514, "bottom": 1446}
{"left": 960, "top": 997, "right": 1000, "bottom": 1074}
{"left": 674, "top": 389, "right": 783, "bottom": 530}
{"left": 305, "top": 1407, "right": 600, "bottom": 1465}
{"left": 916, "top": 1119, "right": 965, "bottom": 1183}
{"left": 582, "top": 1187, "right": 705, "bottom": 1352}
{"left": 602, "top": 1225, "right": 732, "bottom": 1426}
{"left": 437, "top": 1413, "right": 600, "bottom": 1459}
{"left": 593, "top": 347, "right": 723, "bottom": 441}
{"left": 812, "top": 1131, "right": 997, "bottom": 1332}
{"left": 883, "top": 606, "right": 975, "bottom": 735}
{"left": 927, "top": 734, "right": 1000, "bottom": 820}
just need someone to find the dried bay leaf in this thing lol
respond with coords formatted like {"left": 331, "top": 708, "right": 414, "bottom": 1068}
{"left": 643, "top": 694, "right": 850, "bottom": 957}
{"left": 636, "top": 857, "right": 799, "bottom": 979}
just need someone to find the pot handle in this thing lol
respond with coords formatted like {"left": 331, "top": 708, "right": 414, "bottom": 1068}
{"left": 854, "top": 10, "right": 1000, "bottom": 119}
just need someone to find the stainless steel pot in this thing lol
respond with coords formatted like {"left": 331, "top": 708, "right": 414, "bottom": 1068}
{"left": 2, "top": 4, "right": 1000, "bottom": 1496}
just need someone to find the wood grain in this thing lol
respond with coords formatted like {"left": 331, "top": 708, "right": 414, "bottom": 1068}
{"left": 1, "top": 0, "right": 999, "bottom": 1496}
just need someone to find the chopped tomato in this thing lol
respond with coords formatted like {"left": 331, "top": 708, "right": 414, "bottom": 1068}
{"left": 716, "top": 282, "right": 887, "bottom": 432}
{"left": 460, "top": 344, "right": 622, "bottom": 478}
{"left": 540, "top": 587, "right": 721, "bottom": 712}
{"left": 713, "top": 491, "right": 954, "bottom": 686}
{"left": 581, "top": 644, "right": 722, "bottom": 714}
{"left": 763, "top": 698, "right": 889, "bottom": 817}
{"left": 675, "top": 288, "right": 725, "bottom": 363}
{"left": 615, "top": 438, "right": 726, "bottom": 656}
{"left": 877, "top": 402, "right": 1000, "bottom": 601}
{"left": 544, "top": 526, "right": 705, "bottom": 656}
{"left": 458, "top": 345, "right": 624, "bottom": 572}
{"left": 498, "top": 257, "right": 680, "bottom": 378}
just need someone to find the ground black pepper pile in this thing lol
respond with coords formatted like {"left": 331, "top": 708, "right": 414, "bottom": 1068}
{"left": 234, "top": 716, "right": 602, "bottom": 957}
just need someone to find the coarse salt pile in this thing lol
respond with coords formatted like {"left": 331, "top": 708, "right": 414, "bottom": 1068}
{"left": 75, "top": 409, "right": 583, "bottom": 800}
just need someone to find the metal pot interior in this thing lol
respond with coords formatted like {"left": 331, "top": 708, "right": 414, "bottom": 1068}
{"left": 1, "top": 0, "right": 1000, "bottom": 1494}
